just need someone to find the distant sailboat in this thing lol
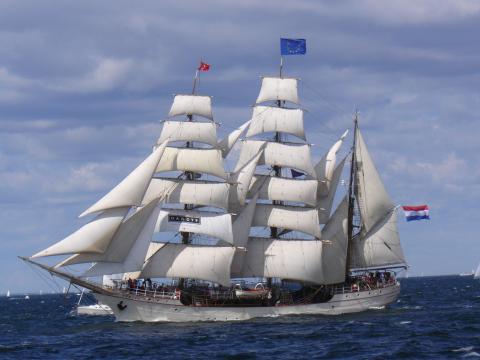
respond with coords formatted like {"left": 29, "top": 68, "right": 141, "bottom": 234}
{"left": 6, "top": 290, "right": 10, "bottom": 298}
{"left": 474, "top": 263, "right": 480, "bottom": 279}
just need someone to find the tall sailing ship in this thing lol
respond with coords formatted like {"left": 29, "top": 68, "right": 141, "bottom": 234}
{"left": 22, "top": 59, "right": 407, "bottom": 322}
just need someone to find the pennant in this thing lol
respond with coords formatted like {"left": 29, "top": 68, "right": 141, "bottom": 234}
{"left": 281, "top": 38, "right": 306, "bottom": 55}
{"left": 402, "top": 205, "right": 430, "bottom": 222}
{"left": 198, "top": 62, "right": 211, "bottom": 72}
{"left": 291, "top": 169, "right": 305, "bottom": 178}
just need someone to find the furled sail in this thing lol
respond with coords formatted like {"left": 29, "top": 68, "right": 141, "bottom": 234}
{"left": 246, "top": 106, "right": 305, "bottom": 140}
{"left": 350, "top": 208, "right": 406, "bottom": 269}
{"left": 157, "top": 120, "right": 218, "bottom": 147}
{"left": 320, "top": 196, "right": 349, "bottom": 283}
{"left": 155, "top": 209, "right": 234, "bottom": 245}
{"left": 233, "top": 238, "right": 326, "bottom": 284}
{"left": 355, "top": 128, "right": 394, "bottom": 233}
{"left": 235, "top": 140, "right": 316, "bottom": 178}
{"left": 256, "top": 77, "right": 299, "bottom": 104}
{"left": 311, "top": 130, "right": 348, "bottom": 196}
{"left": 155, "top": 147, "right": 226, "bottom": 179}
{"left": 252, "top": 204, "right": 321, "bottom": 238}
{"left": 140, "top": 244, "right": 235, "bottom": 286}
{"left": 32, "top": 207, "right": 129, "bottom": 258}
{"left": 217, "top": 120, "right": 251, "bottom": 158}
{"left": 143, "top": 178, "right": 229, "bottom": 210}
{"left": 80, "top": 141, "right": 168, "bottom": 217}
{"left": 248, "top": 175, "right": 318, "bottom": 207}
{"left": 168, "top": 94, "right": 213, "bottom": 120}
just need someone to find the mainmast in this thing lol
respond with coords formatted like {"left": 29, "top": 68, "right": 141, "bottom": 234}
{"left": 345, "top": 112, "right": 359, "bottom": 281}
{"left": 270, "top": 56, "right": 284, "bottom": 240}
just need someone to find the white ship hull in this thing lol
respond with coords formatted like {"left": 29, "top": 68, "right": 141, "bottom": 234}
{"left": 95, "top": 282, "right": 400, "bottom": 322}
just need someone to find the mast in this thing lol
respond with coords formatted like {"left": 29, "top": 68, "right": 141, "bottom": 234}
{"left": 179, "top": 66, "right": 201, "bottom": 288}
{"left": 270, "top": 56, "right": 284, "bottom": 240}
{"left": 345, "top": 112, "right": 359, "bottom": 281}
{"left": 266, "top": 56, "right": 284, "bottom": 288}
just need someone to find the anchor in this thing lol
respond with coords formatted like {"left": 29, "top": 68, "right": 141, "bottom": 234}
{"left": 117, "top": 301, "right": 127, "bottom": 311}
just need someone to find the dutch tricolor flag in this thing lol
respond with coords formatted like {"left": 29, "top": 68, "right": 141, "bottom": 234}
{"left": 401, "top": 205, "right": 430, "bottom": 222}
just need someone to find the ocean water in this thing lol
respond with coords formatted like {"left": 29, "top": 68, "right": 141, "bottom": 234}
{"left": 1, "top": 276, "right": 480, "bottom": 359}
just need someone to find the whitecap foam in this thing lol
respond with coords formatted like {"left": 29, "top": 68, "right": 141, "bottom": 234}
{"left": 462, "top": 351, "right": 480, "bottom": 358}
{"left": 399, "top": 321, "right": 411, "bottom": 325}
{"left": 453, "top": 346, "right": 474, "bottom": 352}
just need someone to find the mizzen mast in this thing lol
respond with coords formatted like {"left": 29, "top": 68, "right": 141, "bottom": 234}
{"left": 345, "top": 112, "right": 359, "bottom": 281}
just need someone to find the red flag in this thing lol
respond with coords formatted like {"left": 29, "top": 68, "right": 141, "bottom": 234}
{"left": 198, "top": 62, "right": 210, "bottom": 71}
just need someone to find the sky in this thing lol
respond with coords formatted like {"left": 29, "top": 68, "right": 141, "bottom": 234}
{"left": 1, "top": 0, "right": 479, "bottom": 293}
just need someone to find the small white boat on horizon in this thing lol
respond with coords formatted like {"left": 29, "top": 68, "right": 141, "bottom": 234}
{"left": 474, "top": 263, "right": 480, "bottom": 279}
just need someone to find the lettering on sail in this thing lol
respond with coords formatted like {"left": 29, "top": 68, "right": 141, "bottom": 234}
{"left": 168, "top": 215, "right": 201, "bottom": 224}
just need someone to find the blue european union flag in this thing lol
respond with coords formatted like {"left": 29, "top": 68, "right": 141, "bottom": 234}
{"left": 281, "top": 38, "right": 306, "bottom": 55}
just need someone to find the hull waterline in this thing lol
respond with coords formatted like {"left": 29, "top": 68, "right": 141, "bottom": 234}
{"left": 95, "top": 282, "right": 400, "bottom": 322}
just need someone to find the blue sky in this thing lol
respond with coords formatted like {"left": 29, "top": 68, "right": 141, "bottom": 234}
{"left": 1, "top": 0, "right": 479, "bottom": 293}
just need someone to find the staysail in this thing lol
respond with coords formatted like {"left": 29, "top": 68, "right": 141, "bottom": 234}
{"left": 349, "top": 126, "right": 406, "bottom": 269}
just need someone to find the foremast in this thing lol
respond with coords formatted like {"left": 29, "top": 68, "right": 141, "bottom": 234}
{"left": 28, "top": 60, "right": 256, "bottom": 288}
{"left": 179, "top": 65, "right": 202, "bottom": 288}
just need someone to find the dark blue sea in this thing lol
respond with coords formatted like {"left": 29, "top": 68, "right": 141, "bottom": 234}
{"left": 1, "top": 276, "right": 480, "bottom": 359}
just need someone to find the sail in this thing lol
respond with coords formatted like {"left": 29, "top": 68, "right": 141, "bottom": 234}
{"left": 82, "top": 199, "right": 163, "bottom": 276}
{"left": 235, "top": 140, "right": 316, "bottom": 178}
{"left": 310, "top": 130, "right": 348, "bottom": 196}
{"left": 233, "top": 238, "right": 327, "bottom": 284}
{"left": 155, "top": 209, "right": 234, "bottom": 245}
{"left": 256, "top": 77, "right": 299, "bottom": 104}
{"left": 318, "top": 157, "right": 346, "bottom": 223}
{"left": 143, "top": 178, "right": 229, "bottom": 210}
{"left": 155, "top": 147, "right": 226, "bottom": 179}
{"left": 80, "top": 141, "right": 167, "bottom": 217}
{"left": 140, "top": 244, "right": 235, "bottom": 286}
{"left": 355, "top": 129, "right": 394, "bottom": 232}
{"left": 252, "top": 204, "right": 321, "bottom": 238}
{"left": 231, "top": 194, "right": 258, "bottom": 248}
{"left": 246, "top": 106, "right": 305, "bottom": 140}
{"left": 350, "top": 208, "right": 406, "bottom": 269}
{"left": 31, "top": 207, "right": 129, "bottom": 258}
{"left": 248, "top": 175, "right": 318, "bottom": 206}
{"left": 168, "top": 94, "right": 213, "bottom": 120}
{"left": 217, "top": 120, "right": 251, "bottom": 158}
{"left": 157, "top": 120, "right": 218, "bottom": 147}
{"left": 228, "top": 195, "right": 258, "bottom": 273}
{"left": 321, "top": 196, "right": 349, "bottom": 283}
{"left": 228, "top": 148, "right": 264, "bottom": 210}
{"left": 55, "top": 199, "right": 163, "bottom": 266}
{"left": 474, "top": 262, "right": 480, "bottom": 279}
